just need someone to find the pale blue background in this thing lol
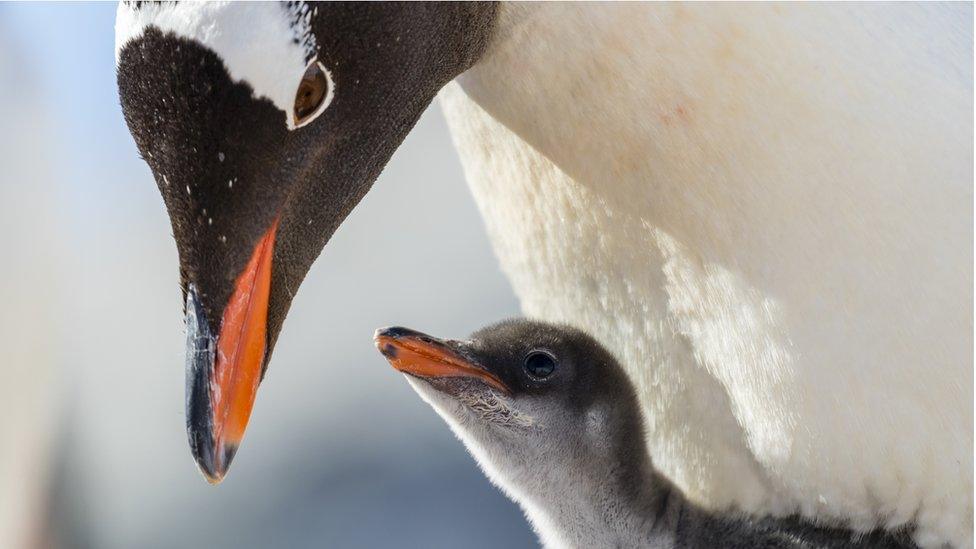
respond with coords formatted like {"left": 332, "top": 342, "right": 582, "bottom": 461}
{"left": 1, "top": 3, "right": 534, "bottom": 547}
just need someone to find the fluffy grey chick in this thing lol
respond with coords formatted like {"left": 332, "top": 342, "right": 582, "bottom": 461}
{"left": 375, "top": 320, "right": 916, "bottom": 549}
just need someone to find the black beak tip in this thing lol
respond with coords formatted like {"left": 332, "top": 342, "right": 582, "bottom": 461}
{"left": 186, "top": 377, "right": 222, "bottom": 482}
{"left": 185, "top": 284, "right": 226, "bottom": 483}
{"left": 375, "top": 326, "right": 420, "bottom": 340}
{"left": 193, "top": 444, "right": 238, "bottom": 484}
{"left": 374, "top": 326, "right": 415, "bottom": 358}
{"left": 375, "top": 326, "right": 445, "bottom": 346}
{"left": 189, "top": 433, "right": 238, "bottom": 485}
{"left": 213, "top": 443, "right": 240, "bottom": 483}
{"left": 195, "top": 450, "right": 222, "bottom": 485}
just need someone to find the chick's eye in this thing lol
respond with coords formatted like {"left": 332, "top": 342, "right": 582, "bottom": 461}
{"left": 293, "top": 60, "right": 333, "bottom": 128}
{"left": 524, "top": 351, "right": 556, "bottom": 380}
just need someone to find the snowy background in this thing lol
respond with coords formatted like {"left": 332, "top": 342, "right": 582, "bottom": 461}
{"left": 0, "top": 3, "right": 534, "bottom": 548}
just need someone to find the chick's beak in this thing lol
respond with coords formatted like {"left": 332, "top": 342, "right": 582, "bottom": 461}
{"left": 374, "top": 326, "right": 509, "bottom": 394}
{"left": 186, "top": 219, "right": 278, "bottom": 484}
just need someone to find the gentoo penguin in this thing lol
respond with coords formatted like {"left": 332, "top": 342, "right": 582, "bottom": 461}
{"left": 114, "top": 3, "right": 971, "bottom": 546}
{"left": 116, "top": 2, "right": 498, "bottom": 482}
{"left": 375, "top": 321, "right": 918, "bottom": 549}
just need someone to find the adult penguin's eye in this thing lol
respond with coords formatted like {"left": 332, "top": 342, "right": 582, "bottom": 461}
{"left": 523, "top": 351, "right": 557, "bottom": 380}
{"left": 293, "top": 60, "right": 333, "bottom": 128}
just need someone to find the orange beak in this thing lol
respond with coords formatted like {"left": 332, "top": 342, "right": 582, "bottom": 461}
{"left": 374, "top": 327, "right": 509, "bottom": 394}
{"left": 186, "top": 219, "right": 278, "bottom": 484}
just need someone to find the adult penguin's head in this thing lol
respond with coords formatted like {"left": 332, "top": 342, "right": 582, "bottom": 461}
{"left": 115, "top": 2, "right": 498, "bottom": 483}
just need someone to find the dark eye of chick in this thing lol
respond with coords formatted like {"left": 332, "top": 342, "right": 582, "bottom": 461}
{"left": 523, "top": 351, "right": 556, "bottom": 379}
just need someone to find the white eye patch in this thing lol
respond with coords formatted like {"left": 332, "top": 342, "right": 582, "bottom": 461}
{"left": 115, "top": 1, "right": 322, "bottom": 130}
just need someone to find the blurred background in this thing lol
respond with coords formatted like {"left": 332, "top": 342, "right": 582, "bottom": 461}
{"left": 0, "top": 3, "right": 535, "bottom": 548}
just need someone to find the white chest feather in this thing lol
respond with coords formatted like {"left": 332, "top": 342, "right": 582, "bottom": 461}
{"left": 440, "top": 4, "right": 972, "bottom": 547}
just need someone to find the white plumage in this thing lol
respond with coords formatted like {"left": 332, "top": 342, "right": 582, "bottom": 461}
{"left": 441, "top": 4, "right": 972, "bottom": 547}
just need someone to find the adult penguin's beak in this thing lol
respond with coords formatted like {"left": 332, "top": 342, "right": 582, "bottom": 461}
{"left": 185, "top": 220, "right": 278, "bottom": 484}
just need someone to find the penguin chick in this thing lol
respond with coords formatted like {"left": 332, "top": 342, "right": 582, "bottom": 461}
{"left": 375, "top": 320, "right": 918, "bottom": 548}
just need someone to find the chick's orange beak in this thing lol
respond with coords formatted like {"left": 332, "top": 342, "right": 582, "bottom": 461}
{"left": 374, "top": 326, "right": 509, "bottom": 394}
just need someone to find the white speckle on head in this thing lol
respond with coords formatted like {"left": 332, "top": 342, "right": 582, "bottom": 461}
{"left": 217, "top": 152, "right": 225, "bottom": 162}
{"left": 115, "top": 1, "right": 319, "bottom": 130}
{"left": 185, "top": 185, "right": 191, "bottom": 195}
{"left": 227, "top": 179, "right": 233, "bottom": 189}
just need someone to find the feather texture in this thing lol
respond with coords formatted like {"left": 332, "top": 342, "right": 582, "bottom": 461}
{"left": 441, "top": 4, "right": 972, "bottom": 546}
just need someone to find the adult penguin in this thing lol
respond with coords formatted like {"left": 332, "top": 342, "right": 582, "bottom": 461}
{"left": 115, "top": 3, "right": 972, "bottom": 547}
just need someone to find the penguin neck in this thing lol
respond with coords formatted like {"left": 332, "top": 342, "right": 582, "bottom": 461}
{"left": 499, "top": 423, "right": 680, "bottom": 547}
{"left": 504, "top": 421, "right": 918, "bottom": 549}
